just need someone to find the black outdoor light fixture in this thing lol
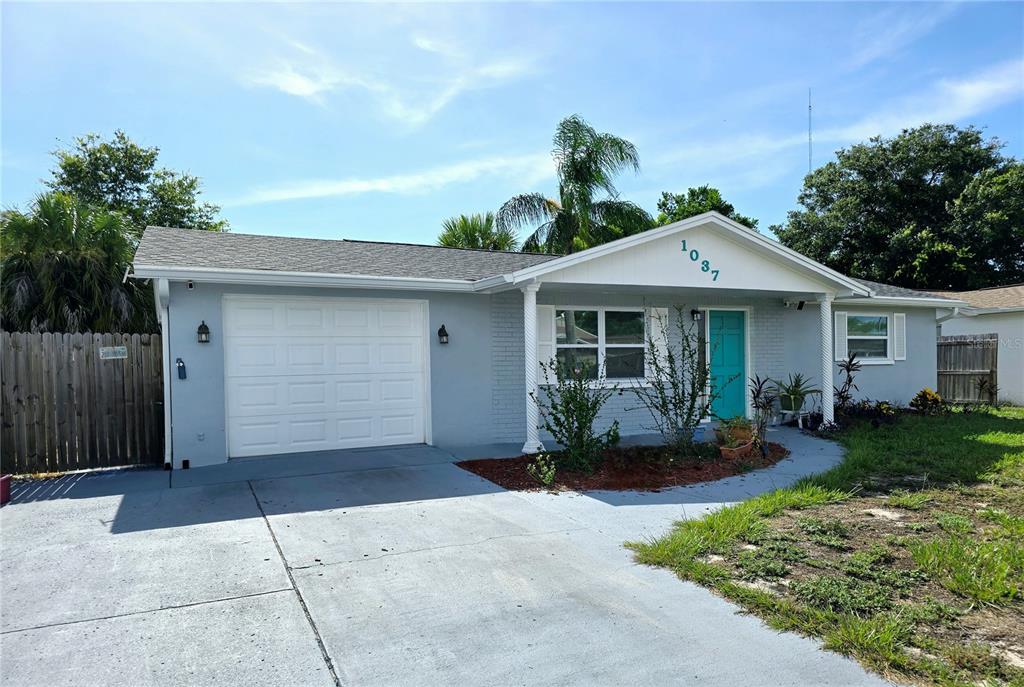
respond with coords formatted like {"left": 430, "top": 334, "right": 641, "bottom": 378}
{"left": 197, "top": 320, "right": 211, "bottom": 344}
{"left": 437, "top": 324, "right": 449, "bottom": 344}
{"left": 690, "top": 309, "right": 704, "bottom": 322}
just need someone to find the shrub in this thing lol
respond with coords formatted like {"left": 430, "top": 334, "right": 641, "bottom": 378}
{"left": 749, "top": 376, "right": 776, "bottom": 456}
{"left": 525, "top": 453, "right": 557, "bottom": 486}
{"left": 909, "top": 387, "right": 945, "bottom": 415}
{"left": 834, "top": 354, "right": 862, "bottom": 410}
{"left": 630, "top": 307, "right": 730, "bottom": 456}
{"left": 534, "top": 358, "right": 619, "bottom": 473}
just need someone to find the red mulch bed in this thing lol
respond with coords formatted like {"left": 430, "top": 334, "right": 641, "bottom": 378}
{"left": 456, "top": 442, "right": 789, "bottom": 492}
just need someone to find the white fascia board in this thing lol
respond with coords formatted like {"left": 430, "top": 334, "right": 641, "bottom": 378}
{"left": 504, "top": 211, "right": 870, "bottom": 295}
{"left": 131, "top": 265, "right": 478, "bottom": 292}
{"left": 837, "top": 295, "right": 968, "bottom": 308}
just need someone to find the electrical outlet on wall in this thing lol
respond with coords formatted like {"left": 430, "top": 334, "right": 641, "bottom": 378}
{"left": 197, "top": 433, "right": 205, "bottom": 442}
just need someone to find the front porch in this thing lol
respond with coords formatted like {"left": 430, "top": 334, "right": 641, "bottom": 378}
{"left": 514, "top": 283, "right": 840, "bottom": 454}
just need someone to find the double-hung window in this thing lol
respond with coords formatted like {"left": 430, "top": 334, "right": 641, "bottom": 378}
{"left": 846, "top": 314, "right": 889, "bottom": 360}
{"left": 554, "top": 308, "right": 645, "bottom": 381}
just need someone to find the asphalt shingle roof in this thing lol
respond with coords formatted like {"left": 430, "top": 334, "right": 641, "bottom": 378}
{"left": 928, "top": 284, "right": 1024, "bottom": 309}
{"left": 852, "top": 278, "right": 956, "bottom": 301}
{"left": 134, "top": 226, "right": 558, "bottom": 282}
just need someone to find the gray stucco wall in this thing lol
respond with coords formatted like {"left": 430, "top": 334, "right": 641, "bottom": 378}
{"left": 165, "top": 281, "right": 500, "bottom": 467}
{"left": 781, "top": 305, "right": 938, "bottom": 406}
{"left": 164, "top": 282, "right": 940, "bottom": 465}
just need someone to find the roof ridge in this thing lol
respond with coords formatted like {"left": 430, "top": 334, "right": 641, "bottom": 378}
{"left": 145, "top": 226, "right": 559, "bottom": 259}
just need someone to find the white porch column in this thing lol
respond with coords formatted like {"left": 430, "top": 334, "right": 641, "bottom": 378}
{"left": 522, "top": 283, "right": 545, "bottom": 454}
{"left": 820, "top": 294, "right": 835, "bottom": 425}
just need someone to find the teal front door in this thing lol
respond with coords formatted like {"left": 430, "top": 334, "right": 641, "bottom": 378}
{"left": 709, "top": 310, "right": 746, "bottom": 419}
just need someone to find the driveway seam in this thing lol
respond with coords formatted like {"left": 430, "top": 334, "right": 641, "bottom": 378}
{"left": 0, "top": 588, "right": 293, "bottom": 635}
{"left": 247, "top": 480, "right": 342, "bottom": 687}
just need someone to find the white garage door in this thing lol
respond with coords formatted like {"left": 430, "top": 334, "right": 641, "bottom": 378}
{"left": 223, "top": 295, "right": 428, "bottom": 458}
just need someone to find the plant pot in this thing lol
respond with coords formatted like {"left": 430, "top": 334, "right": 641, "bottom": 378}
{"left": 779, "top": 395, "right": 803, "bottom": 412}
{"left": 719, "top": 441, "right": 753, "bottom": 461}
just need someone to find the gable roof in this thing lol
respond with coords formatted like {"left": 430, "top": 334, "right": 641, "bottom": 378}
{"left": 133, "top": 226, "right": 557, "bottom": 282}
{"left": 502, "top": 212, "right": 872, "bottom": 296}
{"left": 928, "top": 283, "right": 1024, "bottom": 310}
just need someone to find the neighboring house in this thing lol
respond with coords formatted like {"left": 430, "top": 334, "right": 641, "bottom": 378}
{"left": 932, "top": 284, "right": 1024, "bottom": 405}
{"left": 131, "top": 212, "right": 961, "bottom": 468}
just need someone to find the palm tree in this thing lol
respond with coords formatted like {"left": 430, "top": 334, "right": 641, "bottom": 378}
{"left": 437, "top": 212, "right": 519, "bottom": 251}
{"left": 0, "top": 193, "right": 155, "bottom": 333}
{"left": 496, "top": 115, "right": 653, "bottom": 254}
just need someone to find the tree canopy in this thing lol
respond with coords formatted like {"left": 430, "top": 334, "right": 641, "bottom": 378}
{"left": 1, "top": 193, "right": 156, "bottom": 333}
{"left": 655, "top": 185, "right": 758, "bottom": 228}
{"left": 772, "top": 124, "right": 1022, "bottom": 290}
{"left": 437, "top": 212, "right": 519, "bottom": 251}
{"left": 47, "top": 130, "right": 228, "bottom": 237}
{"left": 496, "top": 115, "right": 653, "bottom": 254}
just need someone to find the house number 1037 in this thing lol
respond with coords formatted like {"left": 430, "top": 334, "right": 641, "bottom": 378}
{"left": 680, "top": 240, "right": 720, "bottom": 282}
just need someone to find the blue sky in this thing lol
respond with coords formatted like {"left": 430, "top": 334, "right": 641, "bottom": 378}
{"left": 3, "top": 2, "right": 1022, "bottom": 244}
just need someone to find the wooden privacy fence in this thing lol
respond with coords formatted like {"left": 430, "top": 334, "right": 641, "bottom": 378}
{"left": 1, "top": 332, "right": 164, "bottom": 474}
{"left": 937, "top": 334, "right": 999, "bottom": 403}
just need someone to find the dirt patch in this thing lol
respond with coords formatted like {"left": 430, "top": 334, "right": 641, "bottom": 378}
{"left": 456, "top": 442, "right": 788, "bottom": 492}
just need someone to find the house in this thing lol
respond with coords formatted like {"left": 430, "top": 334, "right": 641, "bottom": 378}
{"left": 933, "top": 284, "right": 1024, "bottom": 405}
{"left": 131, "top": 212, "right": 962, "bottom": 468}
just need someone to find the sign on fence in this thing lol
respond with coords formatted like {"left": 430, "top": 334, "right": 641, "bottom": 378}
{"left": 1, "top": 332, "right": 164, "bottom": 474}
{"left": 99, "top": 345, "right": 128, "bottom": 360}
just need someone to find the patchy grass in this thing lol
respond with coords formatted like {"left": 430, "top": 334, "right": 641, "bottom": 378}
{"left": 629, "top": 406, "right": 1024, "bottom": 686}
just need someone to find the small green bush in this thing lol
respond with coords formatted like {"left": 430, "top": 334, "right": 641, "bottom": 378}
{"left": 534, "top": 358, "right": 619, "bottom": 473}
{"left": 909, "top": 387, "right": 945, "bottom": 415}
{"left": 526, "top": 453, "right": 557, "bottom": 486}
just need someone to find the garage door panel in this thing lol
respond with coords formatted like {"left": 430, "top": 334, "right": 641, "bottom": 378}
{"left": 226, "top": 374, "right": 423, "bottom": 417}
{"left": 227, "top": 410, "right": 423, "bottom": 456}
{"left": 224, "top": 296, "right": 426, "bottom": 457}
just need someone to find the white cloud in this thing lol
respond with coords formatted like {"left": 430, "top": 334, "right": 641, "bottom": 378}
{"left": 651, "top": 59, "right": 1023, "bottom": 191}
{"left": 227, "top": 152, "right": 552, "bottom": 206}
{"left": 245, "top": 35, "right": 535, "bottom": 125}
{"left": 845, "top": 3, "right": 959, "bottom": 71}
{"left": 823, "top": 58, "right": 1024, "bottom": 142}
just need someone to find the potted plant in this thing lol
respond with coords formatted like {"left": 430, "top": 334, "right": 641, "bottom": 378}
{"left": 715, "top": 416, "right": 753, "bottom": 444}
{"left": 719, "top": 436, "right": 754, "bottom": 460}
{"left": 774, "top": 373, "right": 819, "bottom": 413}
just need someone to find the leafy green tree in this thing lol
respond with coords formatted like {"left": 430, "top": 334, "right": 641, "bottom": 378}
{"left": 949, "top": 163, "right": 1024, "bottom": 288}
{"left": 772, "top": 124, "right": 1019, "bottom": 290}
{"left": 496, "top": 115, "right": 652, "bottom": 254}
{"left": 0, "top": 193, "right": 156, "bottom": 333}
{"left": 47, "top": 131, "right": 227, "bottom": 237}
{"left": 437, "top": 212, "right": 519, "bottom": 251}
{"left": 656, "top": 185, "right": 758, "bottom": 228}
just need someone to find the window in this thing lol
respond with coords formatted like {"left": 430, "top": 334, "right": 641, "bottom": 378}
{"left": 847, "top": 314, "right": 889, "bottom": 359}
{"left": 555, "top": 308, "right": 646, "bottom": 380}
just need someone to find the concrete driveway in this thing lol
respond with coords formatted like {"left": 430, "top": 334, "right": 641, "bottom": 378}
{"left": 1, "top": 430, "right": 889, "bottom": 686}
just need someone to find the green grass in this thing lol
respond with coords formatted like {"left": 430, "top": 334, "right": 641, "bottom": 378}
{"left": 887, "top": 489, "right": 932, "bottom": 511}
{"left": 909, "top": 535, "right": 1023, "bottom": 604}
{"left": 628, "top": 406, "right": 1024, "bottom": 686}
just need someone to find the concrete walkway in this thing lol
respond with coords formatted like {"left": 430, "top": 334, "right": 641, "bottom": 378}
{"left": 0, "top": 428, "right": 887, "bottom": 687}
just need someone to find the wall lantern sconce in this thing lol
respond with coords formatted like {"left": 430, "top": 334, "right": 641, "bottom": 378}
{"left": 197, "top": 320, "right": 211, "bottom": 344}
{"left": 437, "top": 324, "right": 449, "bottom": 345}
{"left": 690, "top": 309, "right": 704, "bottom": 323}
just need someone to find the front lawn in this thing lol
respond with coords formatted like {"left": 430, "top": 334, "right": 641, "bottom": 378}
{"left": 629, "top": 407, "right": 1024, "bottom": 687}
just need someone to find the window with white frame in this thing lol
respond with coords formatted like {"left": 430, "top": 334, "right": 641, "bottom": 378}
{"left": 555, "top": 308, "right": 646, "bottom": 380}
{"left": 846, "top": 314, "right": 889, "bottom": 359}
